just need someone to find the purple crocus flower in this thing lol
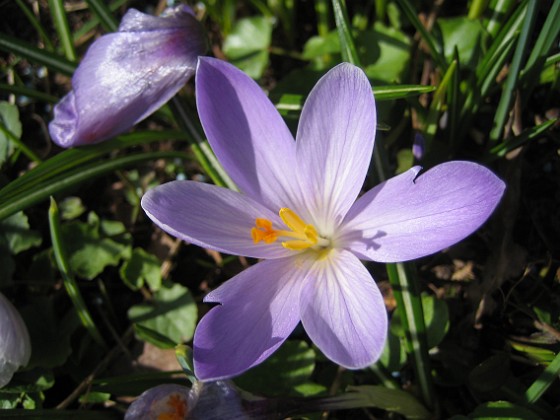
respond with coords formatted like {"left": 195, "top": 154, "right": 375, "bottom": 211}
{"left": 141, "top": 58, "right": 505, "bottom": 381}
{"left": 48, "top": 5, "right": 207, "bottom": 147}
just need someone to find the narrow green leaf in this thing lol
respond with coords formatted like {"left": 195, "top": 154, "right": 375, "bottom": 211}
{"left": 486, "top": 118, "right": 557, "bottom": 161}
{"left": 0, "top": 118, "right": 41, "bottom": 164}
{"left": 386, "top": 263, "right": 435, "bottom": 410}
{"left": 73, "top": 0, "right": 127, "bottom": 42}
{"left": 168, "top": 98, "right": 236, "bottom": 190}
{"left": 521, "top": 1, "right": 560, "bottom": 79}
{"left": 0, "top": 33, "right": 76, "bottom": 76}
{"left": 0, "top": 83, "right": 58, "bottom": 103}
{"left": 85, "top": 0, "right": 119, "bottom": 32}
{"left": 133, "top": 323, "right": 177, "bottom": 349}
{"left": 48, "top": 197, "right": 107, "bottom": 349}
{"left": 48, "top": 0, "right": 77, "bottom": 61}
{"left": 423, "top": 60, "right": 457, "bottom": 145}
{"left": 0, "top": 151, "right": 186, "bottom": 221}
{"left": 0, "top": 130, "right": 190, "bottom": 205}
{"left": 468, "top": 0, "right": 490, "bottom": 19}
{"left": 331, "top": 0, "right": 361, "bottom": 65}
{"left": 14, "top": 0, "right": 55, "bottom": 51}
{"left": 394, "top": 0, "right": 447, "bottom": 69}
{"left": 524, "top": 350, "right": 560, "bottom": 404}
{"left": 489, "top": 0, "right": 538, "bottom": 141}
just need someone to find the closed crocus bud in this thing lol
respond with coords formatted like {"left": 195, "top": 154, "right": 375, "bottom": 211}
{"left": 124, "top": 382, "right": 249, "bottom": 420}
{"left": 0, "top": 292, "right": 31, "bottom": 388}
{"left": 49, "top": 5, "right": 207, "bottom": 147}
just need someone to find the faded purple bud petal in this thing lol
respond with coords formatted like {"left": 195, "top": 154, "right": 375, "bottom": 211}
{"left": 49, "top": 5, "right": 207, "bottom": 147}
{"left": 0, "top": 292, "right": 31, "bottom": 388}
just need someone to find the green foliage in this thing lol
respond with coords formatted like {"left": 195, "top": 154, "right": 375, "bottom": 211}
{"left": 120, "top": 248, "right": 162, "bottom": 291}
{"left": 234, "top": 340, "right": 323, "bottom": 396}
{"left": 223, "top": 16, "right": 273, "bottom": 78}
{"left": 60, "top": 212, "right": 131, "bottom": 280}
{"left": 128, "top": 283, "right": 197, "bottom": 345}
{"left": 0, "top": 101, "right": 21, "bottom": 166}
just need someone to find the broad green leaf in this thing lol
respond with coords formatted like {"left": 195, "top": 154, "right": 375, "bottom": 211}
{"left": 391, "top": 293, "right": 449, "bottom": 349}
{"left": 292, "top": 381, "right": 327, "bottom": 397}
{"left": 468, "top": 353, "right": 511, "bottom": 392}
{"left": 341, "top": 385, "right": 432, "bottom": 419}
{"left": 79, "top": 391, "right": 111, "bottom": 404}
{"left": 380, "top": 327, "right": 407, "bottom": 372}
{"left": 0, "top": 211, "right": 42, "bottom": 254}
{"left": 396, "top": 149, "right": 414, "bottom": 174}
{"left": 2, "top": 369, "right": 55, "bottom": 394}
{"left": 234, "top": 340, "right": 316, "bottom": 396}
{"left": 120, "top": 248, "right": 162, "bottom": 291}
{"left": 20, "top": 297, "right": 79, "bottom": 369}
{"left": 60, "top": 212, "right": 131, "bottom": 280}
{"left": 469, "top": 401, "right": 541, "bottom": 419}
{"left": 223, "top": 16, "right": 273, "bottom": 78}
{"left": 128, "top": 283, "right": 197, "bottom": 344}
{"left": 361, "top": 23, "right": 411, "bottom": 83}
{"left": 302, "top": 30, "right": 340, "bottom": 60}
{"left": 421, "top": 293, "right": 450, "bottom": 348}
{"left": 59, "top": 196, "right": 86, "bottom": 220}
{"left": 0, "top": 101, "right": 22, "bottom": 166}
{"left": 436, "top": 17, "right": 485, "bottom": 68}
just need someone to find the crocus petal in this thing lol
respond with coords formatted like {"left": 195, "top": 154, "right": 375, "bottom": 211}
{"left": 141, "top": 181, "right": 292, "bottom": 259}
{"left": 194, "top": 257, "right": 311, "bottom": 381}
{"left": 295, "top": 63, "right": 377, "bottom": 235}
{"left": 49, "top": 5, "right": 206, "bottom": 147}
{"left": 196, "top": 58, "right": 301, "bottom": 211}
{"left": 0, "top": 292, "right": 31, "bottom": 388}
{"left": 338, "top": 161, "right": 506, "bottom": 262}
{"left": 300, "top": 249, "right": 387, "bottom": 369}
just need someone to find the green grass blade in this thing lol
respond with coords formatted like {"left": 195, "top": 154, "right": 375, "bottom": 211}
{"left": 85, "top": 0, "right": 119, "bottom": 32}
{"left": 314, "top": 0, "right": 330, "bottom": 37}
{"left": 0, "top": 149, "right": 187, "bottom": 221}
{"left": 394, "top": 0, "right": 447, "bottom": 70}
{"left": 387, "top": 263, "right": 435, "bottom": 410}
{"left": 423, "top": 60, "right": 457, "bottom": 147}
{"left": 0, "top": 131, "right": 190, "bottom": 205}
{"left": 522, "top": 1, "right": 560, "bottom": 77}
{"left": 48, "top": 0, "right": 77, "bottom": 61}
{"left": 0, "top": 119, "right": 42, "bottom": 163}
{"left": 468, "top": 0, "right": 489, "bottom": 19}
{"left": 489, "top": 0, "right": 538, "bottom": 141}
{"left": 73, "top": 0, "right": 127, "bottom": 42}
{"left": 168, "top": 98, "right": 236, "bottom": 190}
{"left": 332, "top": 0, "right": 361, "bottom": 65}
{"left": 14, "top": 0, "right": 55, "bottom": 51}
{"left": 0, "top": 83, "right": 58, "bottom": 103}
{"left": 49, "top": 197, "right": 107, "bottom": 350}
{"left": 485, "top": 0, "right": 516, "bottom": 38}
{"left": 0, "top": 33, "right": 76, "bottom": 76}
{"left": 485, "top": 118, "right": 558, "bottom": 161}
{"left": 374, "top": 85, "right": 436, "bottom": 100}
{"left": 524, "top": 350, "right": 560, "bottom": 404}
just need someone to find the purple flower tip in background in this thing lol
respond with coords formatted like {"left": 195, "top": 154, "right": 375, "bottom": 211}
{"left": 141, "top": 58, "right": 506, "bottom": 381}
{"left": 0, "top": 292, "right": 31, "bottom": 388}
{"left": 48, "top": 5, "right": 207, "bottom": 148}
{"left": 413, "top": 132, "right": 425, "bottom": 161}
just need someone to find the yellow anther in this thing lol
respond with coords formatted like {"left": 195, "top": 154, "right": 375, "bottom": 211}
{"left": 279, "top": 208, "right": 306, "bottom": 232}
{"left": 251, "top": 208, "right": 322, "bottom": 251}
